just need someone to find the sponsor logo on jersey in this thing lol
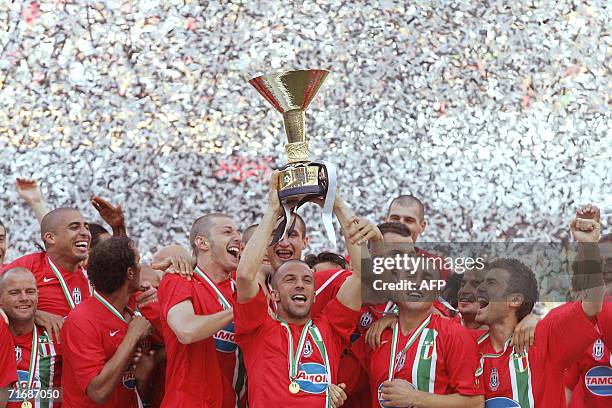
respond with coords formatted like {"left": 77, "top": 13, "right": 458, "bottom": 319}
{"left": 592, "top": 339, "right": 605, "bottom": 360}
{"left": 214, "top": 321, "right": 237, "bottom": 353}
{"left": 584, "top": 365, "right": 612, "bottom": 396}
{"left": 72, "top": 287, "right": 82, "bottom": 305}
{"left": 484, "top": 397, "right": 520, "bottom": 407}
{"left": 15, "top": 346, "right": 22, "bottom": 363}
{"left": 295, "top": 363, "right": 328, "bottom": 394}
{"left": 359, "top": 312, "right": 373, "bottom": 329}
{"left": 489, "top": 367, "right": 499, "bottom": 391}
{"left": 303, "top": 339, "right": 313, "bottom": 358}
{"left": 122, "top": 368, "right": 136, "bottom": 390}
{"left": 9, "top": 370, "right": 42, "bottom": 402}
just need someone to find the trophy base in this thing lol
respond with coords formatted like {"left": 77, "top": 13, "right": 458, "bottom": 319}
{"left": 278, "top": 163, "right": 327, "bottom": 209}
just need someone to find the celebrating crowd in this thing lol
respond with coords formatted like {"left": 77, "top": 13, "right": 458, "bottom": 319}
{"left": 0, "top": 174, "right": 610, "bottom": 408}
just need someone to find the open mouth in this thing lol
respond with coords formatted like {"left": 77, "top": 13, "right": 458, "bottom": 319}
{"left": 407, "top": 291, "right": 423, "bottom": 300}
{"left": 16, "top": 304, "right": 32, "bottom": 311}
{"left": 75, "top": 241, "right": 89, "bottom": 252}
{"left": 458, "top": 293, "right": 476, "bottom": 304}
{"left": 291, "top": 294, "right": 308, "bottom": 304}
{"left": 276, "top": 249, "right": 294, "bottom": 260}
{"left": 477, "top": 296, "right": 490, "bottom": 309}
{"left": 227, "top": 245, "right": 240, "bottom": 260}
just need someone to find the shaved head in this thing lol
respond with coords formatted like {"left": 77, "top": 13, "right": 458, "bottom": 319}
{"left": 387, "top": 195, "right": 424, "bottom": 221}
{"left": 189, "top": 213, "right": 231, "bottom": 256}
{"left": 40, "top": 208, "right": 82, "bottom": 244}
{"left": 272, "top": 260, "right": 312, "bottom": 288}
{"left": 0, "top": 267, "right": 35, "bottom": 295}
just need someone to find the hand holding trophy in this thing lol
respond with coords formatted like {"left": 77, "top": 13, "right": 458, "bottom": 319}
{"left": 249, "top": 70, "right": 337, "bottom": 244}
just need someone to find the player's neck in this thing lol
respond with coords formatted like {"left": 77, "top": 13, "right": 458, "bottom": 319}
{"left": 9, "top": 318, "right": 35, "bottom": 337}
{"left": 197, "top": 258, "right": 230, "bottom": 283}
{"left": 398, "top": 305, "right": 434, "bottom": 336}
{"left": 489, "top": 315, "right": 518, "bottom": 352}
{"left": 47, "top": 251, "right": 79, "bottom": 273}
{"left": 102, "top": 286, "right": 131, "bottom": 315}
{"left": 277, "top": 308, "right": 311, "bottom": 326}
{"left": 461, "top": 313, "right": 484, "bottom": 330}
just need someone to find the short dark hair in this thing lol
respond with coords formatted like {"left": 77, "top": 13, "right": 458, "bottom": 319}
{"left": 242, "top": 224, "right": 259, "bottom": 244}
{"left": 272, "top": 214, "right": 307, "bottom": 243}
{"left": 89, "top": 223, "right": 110, "bottom": 250}
{"left": 378, "top": 222, "right": 412, "bottom": 238}
{"left": 189, "top": 213, "right": 231, "bottom": 257}
{"left": 304, "top": 251, "right": 348, "bottom": 270}
{"left": 88, "top": 236, "right": 137, "bottom": 294}
{"left": 490, "top": 258, "right": 539, "bottom": 322}
{"left": 388, "top": 195, "right": 425, "bottom": 221}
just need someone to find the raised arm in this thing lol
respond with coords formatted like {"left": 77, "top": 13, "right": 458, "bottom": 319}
{"left": 91, "top": 196, "right": 127, "bottom": 237}
{"left": 236, "top": 171, "right": 281, "bottom": 302}
{"left": 16, "top": 178, "right": 49, "bottom": 224}
{"left": 571, "top": 204, "right": 603, "bottom": 317}
{"left": 335, "top": 195, "right": 383, "bottom": 311}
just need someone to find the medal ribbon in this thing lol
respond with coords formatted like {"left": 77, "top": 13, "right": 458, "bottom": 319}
{"left": 387, "top": 314, "right": 432, "bottom": 381}
{"left": 24, "top": 325, "right": 40, "bottom": 402}
{"left": 93, "top": 290, "right": 127, "bottom": 323}
{"left": 280, "top": 319, "right": 312, "bottom": 384}
{"left": 477, "top": 333, "right": 534, "bottom": 407}
{"left": 194, "top": 267, "right": 232, "bottom": 310}
{"left": 47, "top": 256, "right": 76, "bottom": 309}
{"left": 309, "top": 325, "right": 332, "bottom": 408}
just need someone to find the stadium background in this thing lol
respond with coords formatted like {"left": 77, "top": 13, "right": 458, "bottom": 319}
{"left": 0, "top": 1, "right": 610, "bottom": 264}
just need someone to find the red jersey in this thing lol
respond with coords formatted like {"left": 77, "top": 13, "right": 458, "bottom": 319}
{"left": 8, "top": 325, "right": 61, "bottom": 408}
{"left": 2, "top": 252, "right": 90, "bottom": 317}
{"left": 234, "top": 288, "right": 359, "bottom": 407}
{"left": 311, "top": 268, "right": 351, "bottom": 318}
{"left": 565, "top": 301, "right": 612, "bottom": 408}
{"left": 60, "top": 296, "right": 139, "bottom": 408}
{"left": 479, "top": 301, "right": 598, "bottom": 408}
{"left": 0, "top": 319, "right": 17, "bottom": 387}
{"left": 157, "top": 273, "right": 224, "bottom": 408}
{"left": 352, "top": 313, "right": 482, "bottom": 407}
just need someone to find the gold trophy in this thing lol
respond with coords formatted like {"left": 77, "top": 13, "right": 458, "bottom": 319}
{"left": 249, "top": 69, "right": 337, "bottom": 244}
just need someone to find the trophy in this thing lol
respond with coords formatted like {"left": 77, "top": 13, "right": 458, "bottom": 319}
{"left": 249, "top": 69, "right": 337, "bottom": 244}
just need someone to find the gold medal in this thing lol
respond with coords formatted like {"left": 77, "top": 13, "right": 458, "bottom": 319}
{"left": 22, "top": 401, "right": 33, "bottom": 408}
{"left": 289, "top": 381, "right": 300, "bottom": 394}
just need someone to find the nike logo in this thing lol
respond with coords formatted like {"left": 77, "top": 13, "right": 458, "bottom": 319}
{"left": 381, "top": 340, "right": 389, "bottom": 345}
{"left": 110, "top": 330, "right": 119, "bottom": 337}
{"left": 43, "top": 277, "right": 56, "bottom": 283}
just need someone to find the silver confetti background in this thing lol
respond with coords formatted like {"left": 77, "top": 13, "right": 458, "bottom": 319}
{"left": 0, "top": 0, "right": 610, "bottom": 261}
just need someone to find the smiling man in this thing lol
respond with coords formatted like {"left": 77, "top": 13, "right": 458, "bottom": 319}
{"left": 157, "top": 213, "right": 242, "bottom": 408}
{"left": 1, "top": 208, "right": 92, "bottom": 339}
{"left": 235, "top": 171, "right": 380, "bottom": 407}
{"left": 475, "top": 206, "right": 604, "bottom": 408}
{"left": 0, "top": 267, "right": 61, "bottom": 408}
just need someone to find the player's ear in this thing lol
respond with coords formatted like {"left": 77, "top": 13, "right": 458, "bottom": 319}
{"left": 195, "top": 236, "right": 210, "bottom": 251}
{"left": 270, "top": 289, "right": 280, "bottom": 302}
{"left": 43, "top": 232, "right": 55, "bottom": 247}
{"left": 420, "top": 219, "right": 427, "bottom": 232}
{"left": 508, "top": 293, "right": 525, "bottom": 308}
{"left": 303, "top": 235, "right": 309, "bottom": 247}
{"left": 126, "top": 266, "right": 135, "bottom": 281}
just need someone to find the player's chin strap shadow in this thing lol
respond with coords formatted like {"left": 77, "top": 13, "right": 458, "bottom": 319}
{"left": 270, "top": 161, "right": 337, "bottom": 247}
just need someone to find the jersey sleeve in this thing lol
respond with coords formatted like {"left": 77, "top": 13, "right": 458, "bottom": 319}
{"left": 158, "top": 274, "right": 194, "bottom": 319}
{"left": 444, "top": 324, "right": 484, "bottom": 396}
{"left": 319, "top": 298, "right": 360, "bottom": 351}
{"left": 564, "top": 361, "right": 582, "bottom": 390}
{"left": 233, "top": 287, "right": 268, "bottom": 338}
{"left": 0, "top": 320, "right": 17, "bottom": 387}
{"left": 1, "top": 253, "right": 36, "bottom": 274}
{"left": 60, "top": 314, "right": 108, "bottom": 394}
{"left": 538, "top": 300, "right": 598, "bottom": 368}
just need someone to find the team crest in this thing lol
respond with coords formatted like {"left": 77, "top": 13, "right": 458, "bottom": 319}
{"left": 14, "top": 346, "right": 22, "bottom": 363}
{"left": 72, "top": 287, "right": 82, "bottom": 305}
{"left": 359, "top": 312, "right": 373, "bottom": 329}
{"left": 513, "top": 352, "right": 529, "bottom": 373}
{"left": 395, "top": 351, "right": 406, "bottom": 372}
{"left": 489, "top": 367, "right": 499, "bottom": 391}
{"left": 303, "top": 340, "right": 313, "bottom": 358}
{"left": 592, "top": 339, "right": 604, "bottom": 360}
{"left": 584, "top": 366, "right": 612, "bottom": 397}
